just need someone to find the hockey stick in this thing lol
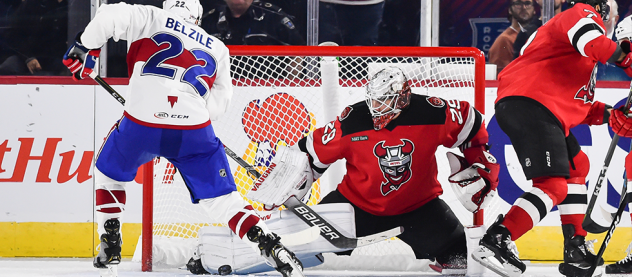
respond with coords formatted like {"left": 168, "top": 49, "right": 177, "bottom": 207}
{"left": 587, "top": 191, "right": 632, "bottom": 276}
{"left": 89, "top": 72, "right": 258, "bottom": 178}
{"left": 583, "top": 83, "right": 632, "bottom": 233}
{"left": 284, "top": 195, "right": 404, "bottom": 249}
{"left": 89, "top": 72, "right": 126, "bottom": 105}
{"left": 89, "top": 73, "right": 403, "bottom": 249}
{"left": 232, "top": 151, "right": 403, "bottom": 249}
{"left": 279, "top": 225, "right": 322, "bottom": 246}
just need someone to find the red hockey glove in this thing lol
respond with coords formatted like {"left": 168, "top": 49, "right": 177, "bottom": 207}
{"left": 462, "top": 145, "right": 499, "bottom": 191}
{"left": 610, "top": 107, "right": 632, "bottom": 138}
{"left": 62, "top": 33, "right": 101, "bottom": 81}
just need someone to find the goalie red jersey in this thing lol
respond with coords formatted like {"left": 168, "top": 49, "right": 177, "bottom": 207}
{"left": 497, "top": 3, "right": 617, "bottom": 134}
{"left": 297, "top": 94, "right": 487, "bottom": 216}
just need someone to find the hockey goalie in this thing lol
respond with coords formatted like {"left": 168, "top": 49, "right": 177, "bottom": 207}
{"left": 187, "top": 66, "right": 500, "bottom": 275}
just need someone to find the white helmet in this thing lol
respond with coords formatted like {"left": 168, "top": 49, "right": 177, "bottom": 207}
{"left": 365, "top": 66, "right": 411, "bottom": 130}
{"left": 163, "top": 0, "right": 203, "bottom": 26}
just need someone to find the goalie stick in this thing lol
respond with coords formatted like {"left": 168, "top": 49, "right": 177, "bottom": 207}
{"left": 229, "top": 147, "right": 403, "bottom": 249}
{"left": 89, "top": 73, "right": 403, "bottom": 249}
{"left": 583, "top": 82, "right": 632, "bottom": 233}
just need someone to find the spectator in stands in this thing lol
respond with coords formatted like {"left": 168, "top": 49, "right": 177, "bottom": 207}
{"left": 319, "top": 0, "right": 385, "bottom": 46}
{"left": 201, "top": 0, "right": 305, "bottom": 45}
{"left": 0, "top": 0, "right": 69, "bottom": 76}
{"left": 489, "top": 0, "right": 536, "bottom": 75}
{"left": 597, "top": 0, "right": 631, "bottom": 80}
{"left": 513, "top": 0, "right": 567, "bottom": 59}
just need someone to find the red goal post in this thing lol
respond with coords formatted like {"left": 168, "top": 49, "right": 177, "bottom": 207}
{"left": 139, "top": 46, "right": 486, "bottom": 272}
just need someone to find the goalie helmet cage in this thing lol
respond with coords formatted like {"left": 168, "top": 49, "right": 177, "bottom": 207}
{"left": 139, "top": 45, "right": 487, "bottom": 272}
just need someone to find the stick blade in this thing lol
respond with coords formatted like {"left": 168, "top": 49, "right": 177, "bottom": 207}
{"left": 280, "top": 226, "right": 321, "bottom": 246}
{"left": 582, "top": 214, "right": 610, "bottom": 234}
{"left": 355, "top": 226, "right": 404, "bottom": 248}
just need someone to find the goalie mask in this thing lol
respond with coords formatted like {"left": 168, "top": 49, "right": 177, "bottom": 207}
{"left": 163, "top": 0, "right": 203, "bottom": 26}
{"left": 569, "top": 0, "right": 610, "bottom": 20}
{"left": 365, "top": 67, "right": 411, "bottom": 131}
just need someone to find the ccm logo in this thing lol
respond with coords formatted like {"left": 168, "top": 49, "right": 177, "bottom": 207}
{"left": 154, "top": 112, "right": 190, "bottom": 119}
{"left": 294, "top": 206, "right": 340, "bottom": 240}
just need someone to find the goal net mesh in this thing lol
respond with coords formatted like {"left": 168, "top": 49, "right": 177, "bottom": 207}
{"left": 135, "top": 46, "right": 491, "bottom": 271}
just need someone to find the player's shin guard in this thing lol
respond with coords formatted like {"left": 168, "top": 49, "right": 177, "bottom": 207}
{"left": 93, "top": 168, "right": 125, "bottom": 276}
{"left": 472, "top": 215, "right": 525, "bottom": 277}
{"left": 94, "top": 168, "right": 126, "bottom": 236}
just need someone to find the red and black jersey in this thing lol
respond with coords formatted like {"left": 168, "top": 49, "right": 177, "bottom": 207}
{"left": 497, "top": 3, "right": 617, "bottom": 135}
{"left": 297, "top": 94, "right": 487, "bottom": 216}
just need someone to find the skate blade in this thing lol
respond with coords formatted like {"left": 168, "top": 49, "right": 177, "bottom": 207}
{"left": 99, "top": 265, "right": 118, "bottom": 277}
{"left": 559, "top": 263, "right": 603, "bottom": 277}
{"left": 277, "top": 252, "right": 304, "bottom": 277}
{"left": 471, "top": 246, "right": 522, "bottom": 277}
{"left": 429, "top": 263, "right": 466, "bottom": 276}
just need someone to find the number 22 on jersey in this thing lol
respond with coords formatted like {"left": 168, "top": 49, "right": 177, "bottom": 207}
{"left": 141, "top": 33, "right": 217, "bottom": 97}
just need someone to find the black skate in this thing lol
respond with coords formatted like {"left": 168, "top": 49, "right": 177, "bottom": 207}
{"left": 471, "top": 215, "right": 526, "bottom": 277}
{"left": 247, "top": 226, "right": 304, "bottom": 277}
{"left": 94, "top": 218, "right": 122, "bottom": 277}
{"left": 605, "top": 242, "right": 632, "bottom": 274}
{"left": 558, "top": 225, "right": 604, "bottom": 277}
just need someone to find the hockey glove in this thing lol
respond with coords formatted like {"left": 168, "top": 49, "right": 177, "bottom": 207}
{"left": 63, "top": 33, "right": 101, "bottom": 81}
{"left": 610, "top": 106, "right": 632, "bottom": 138}
{"left": 446, "top": 151, "right": 498, "bottom": 213}
{"left": 246, "top": 145, "right": 314, "bottom": 211}
{"left": 462, "top": 145, "right": 499, "bottom": 191}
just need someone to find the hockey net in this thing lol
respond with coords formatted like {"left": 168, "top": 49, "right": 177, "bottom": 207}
{"left": 136, "top": 46, "right": 492, "bottom": 271}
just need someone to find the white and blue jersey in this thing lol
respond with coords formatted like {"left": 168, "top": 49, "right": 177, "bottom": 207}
{"left": 86, "top": 3, "right": 236, "bottom": 201}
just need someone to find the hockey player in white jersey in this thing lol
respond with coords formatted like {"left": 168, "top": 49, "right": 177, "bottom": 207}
{"left": 62, "top": 1, "right": 303, "bottom": 276}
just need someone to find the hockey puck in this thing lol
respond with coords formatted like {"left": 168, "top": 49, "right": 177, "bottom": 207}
{"left": 218, "top": 264, "right": 232, "bottom": 275}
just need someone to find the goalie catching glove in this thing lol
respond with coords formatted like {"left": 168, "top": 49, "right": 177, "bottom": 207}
{"left": 446, "top": 146, "right": 499, "bottom": 213}
{"left": 62, "top": 32, "right": 101, "bottom": 81}
{"left": 246, "top": 145, "right": 314, "bottom": 211}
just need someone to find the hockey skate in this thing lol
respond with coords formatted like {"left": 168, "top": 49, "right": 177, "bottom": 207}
{"left": 429, "top": 254, "right": 467, "bottom": 276}
{"left": 558, "top": 225, "right": 604, "bottom": 277}
{"left": 93, "top": 218, "right": 122, "bottom": 277}
{"left": 247, "top": 226, "right": 304, "bottom": 277}
{"left": 471, "top": 215, "right": 525, "bottom": 277}
{"left": 605, "top": 241, "right": 632, "bottom": 274}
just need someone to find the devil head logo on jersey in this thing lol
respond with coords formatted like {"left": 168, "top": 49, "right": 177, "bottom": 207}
{"left": 574, "top": 65, "right": 598, "bottom": 104}
{"left": 373, "top": 139, "right": 415, "bottom": 196}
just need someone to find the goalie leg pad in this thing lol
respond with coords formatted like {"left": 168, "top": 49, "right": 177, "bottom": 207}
{"left": 195, "top": 203, "right": 355, "bottom": 274}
